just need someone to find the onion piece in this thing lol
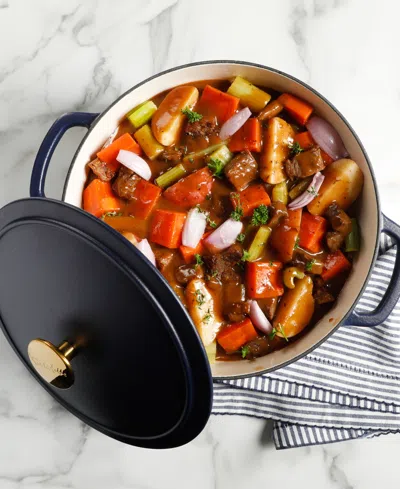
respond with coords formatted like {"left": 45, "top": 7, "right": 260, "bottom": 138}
{"left": 135, "top": 238, "right": 156, "bottom": 266}
{"left": 288, "top": 172, "right": 325, "bottom": 210}
{"left": 204, "top": 218, "right": 243, "bottom": 252}
{"left": 306, "top": 116, "right": 349, "bottom": 160}
{"left": 117, "top": 150, "right": 151, "bottom": 180}
{"left": 219, "top": 107, "right": 252, "bottom": 140}
{"left": 102, "top": 127, "right": 118, "bottom": 149}
{"left": 250, "top": 300, "right": 273, "bottom": 335}
{"left": 182, "top": 207, "right": 207, "bottom": 248}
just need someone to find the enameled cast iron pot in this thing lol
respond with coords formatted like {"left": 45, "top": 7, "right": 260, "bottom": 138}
{"left": 2, "top": 61, "right": 400, "bottom": 448}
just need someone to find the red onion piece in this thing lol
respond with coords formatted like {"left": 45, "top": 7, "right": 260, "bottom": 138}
{"left": 204, "top": 218, "right": 243, "bottom": 252}
{"left": 117, "top": 150, "right": 151, "bottom": 180}
{"left": 219, "top": 107, "right": 252, "bottom": 140}
{"left": 306, "top": 116, "right": 349, "bottom": 160}
{"left": 288, "top": 172, "right": 325, "bottom": 210}
{"left": 135, "top": 239, "right": 156, "bottom": 266}
{"left": 250, "top": 300, "right": 273, "bottom": 335}
{"left": 182, "top": 207, "right": 207, "bottom": 248}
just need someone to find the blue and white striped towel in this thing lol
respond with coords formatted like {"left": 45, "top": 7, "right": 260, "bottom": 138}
{"left": 212, "top": 234, "right": 400, "bottom": 449}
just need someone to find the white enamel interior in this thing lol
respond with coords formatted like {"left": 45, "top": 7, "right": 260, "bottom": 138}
{"left": 63, "top": 62, "right": 379, "bottom": 379}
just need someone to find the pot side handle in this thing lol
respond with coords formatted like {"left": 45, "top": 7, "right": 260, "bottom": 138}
{"left": 343, "top": 214, "right": 400, "bottom": 326}
{"left": 30, "top": 112, "right": 99, "bottom": 198}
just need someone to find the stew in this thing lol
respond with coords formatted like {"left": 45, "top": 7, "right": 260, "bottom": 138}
{"left": 83, "top": 77, "right": 363, "bottom": 362}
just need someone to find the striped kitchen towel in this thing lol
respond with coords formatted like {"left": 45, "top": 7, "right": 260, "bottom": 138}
{"left": 212, "top": 233, "right": 400, "bottom": 449}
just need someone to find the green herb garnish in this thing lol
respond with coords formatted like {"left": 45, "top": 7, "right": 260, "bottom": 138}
{"left": 305, "top": 259, "right": 316, "bottom": 272}
{"left": 203, "top": 309, "right": 212, "bottom": 324}
{"left": 195, "top": 289, "right": 205, "bottom": 307}
{"left": 242, "top": 250, "right": 251, "bottom": 262}
{"left": 269, "top": 328, "right": 277, "bottom": 340}
{"left": 182, "top": 107, "right": 203, "bottom": 123}
{"left": 241, "top": 345, "right": 250, "bottom": 358}
{"left": 289, "top": 141, "right": 304, "bottom": 156}
{"left": 307, "top": 186, "right": 318, "bottom": 197}
{"left": 269, "top": 261, "right": 274, "bottom": 266}
{"left": 294, "top": 236, "right": 300, "bottom": 249}
{"left": 194, "top": 254, "right": 204, "bottom": 267}
{"left": 251, "top": 205, "right": 269, "bottom": 226}
{"left": 102, "top": 211, "right": 122, "bottom": 219}
{"left": 207, "top": 218, "right": 217, "bottom": 228}
{"left": 207, "top": 158, "right": 225, "bottom": 179}
{"left": 188, "top": 157, "right": 194, "bottom": 163}
{"left": 230, "top": 193, "right": 243, "bottom": 221}
{"left": 205, "top": 194, "right": 212, "bottom": 200}
{"left": 236, "top": 233, "right": 245, "bottom": 243}
{"left": 277, "top": 323, "right": 289, "bottom": 342}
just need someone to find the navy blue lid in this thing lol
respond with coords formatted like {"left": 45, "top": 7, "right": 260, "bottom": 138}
{"left": 0, "top": 198, "right": 212, "bottom": 448}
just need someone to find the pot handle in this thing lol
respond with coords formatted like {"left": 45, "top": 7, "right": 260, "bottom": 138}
{"left": 30, "top": 112, "right": 99, "bottom": 198}
{"left": 343, "top": 214, "right": 400, "bottom": 326}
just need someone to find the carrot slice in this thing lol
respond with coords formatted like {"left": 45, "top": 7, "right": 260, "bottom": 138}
{"left": 228, "top": 118, "right": 262, "bottom": 153}
{"left": 180, "top": 241, "right": 204, "bottom": 264}
{"left": 83, "top": 179, "right": 121, "bottom": 218}
{"left": 127, "top": 179, "right": 161, "bottom": 220}
{"left": 217, "top": 318, "right": 258, "bottom": 352}
{"left": 246, "top": 261, "right": 284, "bottom": 299}
{"left": 322, "top": 250, "right": 351, "bottom": 282}
{"left": 278, "top": 93, "right": 313, "bottom": 126}
{"left": 97, "top": 133, "right": 142, "bottom": 172}
{"left": 164, "top": 168, "right": 213, "bottom": 207}
{"left": 298, "top": 212, "right": 327, "bottom": 253}
{"left": 233, "top": 184, "right": 271, "bottom": 217}
{"left": 198, "top": 85, "right": 240, "bottom": 123}
{"left": 286, "top": 208, "right": 303, "bottom": 230}
{"left": 150, "top": 209, "right": 186, "bottom": 249}
{"left": 294, "top": 131, "right": 314, "bottom": 149}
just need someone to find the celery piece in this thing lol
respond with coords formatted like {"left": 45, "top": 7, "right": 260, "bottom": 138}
{"left": 134, "top": 124, "right": 164, "bottom": 160}
{"left": 209, "top": 144, "right": 233, "bottom": 166}
{"left": 288, "top": 177, "right": 312, "bottom": 200}
{"left": 247, "top": 225, "right": 271, "bottom": 262}
{"left": 345, "top": 218, "right": 360, "bottom": 252}
{"left": 272, "top": 181, "right": 288, "bottom": 205}
{"left": 205, "top": 341, "right": 216, "bottom": 364}
{"left": 183, "top": 142, "right": 226, "bottom": 162}
{"left": 227, "top": 76, "right": 271, "bottom": 112}
{"left": 155, "top": 164, "right": 186, "bottom": 189}
{"left": 127, "top": 100, "right": 157, "bottom": 129}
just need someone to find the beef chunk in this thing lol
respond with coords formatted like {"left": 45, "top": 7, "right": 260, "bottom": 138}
{"left": 244, "top": 337, "right": 272, "bottom": 358}
{"left": 313, "top": 276, "right": 335, "bottom": 305}
{"left": 226, "top": 301, "right": 251, "bottom": 323}
{"left": 291, "top": 249, "right": 324, "bottom": 274}
{"left": 88, "top": 158, "right": 116, "bottom": 182}
{"left": 285, "top": 147, "right": 325, "bottom": 180}
{"left": 257, "top": 297, "right": 279, "bottom": 321}
{"left": 268, "top": 201, "right": 288, "bottom": 228}
{"left": 325, "top": 203, "right": 352, "bottom": 236}
{"left": 154, "top": 248, "right": 175, "bottom": 272}
{"left": 175, "top": 264, "right": 204, "bottom": 285}
{"left": 161, "top": 147, "right": 184, "bottom": 162}
{"left": 224, "top": 150, "right": 258, "bottom": 192}
{"left": 223, "top": 283, "right": 248, "bottom": 322}
{"left": 185, "top": 115, "right": 218, "bottom": 138}
{"left": 203, "top": 244, "right": 243, "bottom": 284}
{"left": 326, "top": 231, "right": 345, "bottom": 252}
{"left": 112, "top": 166, "right": 140, "bottom": 200}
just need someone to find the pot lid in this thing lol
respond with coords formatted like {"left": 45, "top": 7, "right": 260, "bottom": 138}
{"left": 0, "top": 198, "right": 212, "bottom": 449}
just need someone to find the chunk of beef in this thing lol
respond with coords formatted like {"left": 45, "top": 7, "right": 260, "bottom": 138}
{"left": 112, "top": 166, "right": 140, "bottom": 200}
{"left": 244, "top": 337, "right": 271, "bottom": 358}
{"left": 325, "top": 203, "right": 352, "bottom": 236}
{"left": 268, "top": 201, "right": 288, "bottom": 228}
{"left": 257, "top": 297, "right": 279, "bottom": 321}
{"left": 285, "top": 147, "right": 325, "bottom": 180}
{"left": 226, "top": 301, "right": 251, "bottom": 323}
{"left": 223, "top": 283, "right": 248, "bottom": 322}
{"left": 313, "top": 276, "right": 335, "bottom": 305}
{"left": 224, "top": 150, "right": 258, "bottom": 192}
{"left": 326, "top": 231, "right": 345, "bottom": 252}
{"left": 161, "top": 147, "right": 184, "bottom": 162}
{"left": 154, "top": 248, "right": 175, "bottom": 272}
{"left": 203, "top": 244, "right": 243, "bottom": 284}
{"left": 175, "top": 264, "right": 204, "bottom": 285}
{"left": 185, "top": 115, "right": 218, "bottom": 138}
{"left": 88, "top": 158, "right": 116, "bottom": 182}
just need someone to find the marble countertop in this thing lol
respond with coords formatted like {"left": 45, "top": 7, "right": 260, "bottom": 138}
{"left": 1, "top": 0, "right": 400, "bottom": 487}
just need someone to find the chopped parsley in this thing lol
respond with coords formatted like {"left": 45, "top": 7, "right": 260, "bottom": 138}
{"left": 289, "top": 141, "right": 304, "bottom": 156}
{"left": 294, "top": 236, "right": 300, "bottom": 249}
{"left": 307, "top": 186, "right": 318, "bottom": 197}
{"left": 269, "top": 328, "right": 277, "bottom": 340}
{"left": 205, "top": 194, "right": 212, "bottom": 200}
{"left": 230, "top": 193, "right": 243, "bottom": 221}
{"left": 102, "top": 211, "right": 122, "bottom": 219}
{"left": 242, "top": 250, "right": 251, "bottom": 262}
{"left": 181, "top": 107, "right": 203, "bottom": 123}
{"left": 207, "top": 270, "right": 219, "bottom": 280}
{"left": 251, "top": 205, "right": 269, "bottom": 226}
{"left": 188, "top": 157, "right": 194, "bottom": 163}
{"left": 207, "top": 158, "right": 225, "bottom": 178}
{"left": 269, "top": 260, "right": 274, "bottom": 266}
{"left": 195, "top": 289, "right": 205, "bottom": 307}
{"left": 236, "top": 233, "right": 246, "bottom": 243}
{"left": 305, "top": 259, "right": 316, "bottom": 272}
{"left": 194, "top": 254, "right": 203, "bottom": 267}
{"left": 202, "top": 309, "right": 212, "bottom": 324}
{"left": 207, "top": 218, "right": 217, "bottom": 228}
{"left": 241, "top": 345, "right": 250, "bottom": 358}
{"left": 277, "top": 323, "right": 289, "bottom": 342}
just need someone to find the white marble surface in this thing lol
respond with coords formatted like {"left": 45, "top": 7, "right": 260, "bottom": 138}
{"left": 1, "top": 0, "right": 400, "bottom": 487}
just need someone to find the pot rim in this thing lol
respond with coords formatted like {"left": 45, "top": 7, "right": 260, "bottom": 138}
{"left": 62, "top": 60, "right": 382, "bottom": 379}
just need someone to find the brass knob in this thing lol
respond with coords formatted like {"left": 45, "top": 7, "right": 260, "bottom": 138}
{"left": 27, "top": 339, "right": 77, "bottom": 389}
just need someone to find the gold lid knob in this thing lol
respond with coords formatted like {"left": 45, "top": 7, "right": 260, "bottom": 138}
{"left": 27, "top": 339, "right": 77, "bottom": 389}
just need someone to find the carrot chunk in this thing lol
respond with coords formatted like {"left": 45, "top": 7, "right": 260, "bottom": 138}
{"left": 233, "top": 184, "right": 271, "bottom": 217}
{"left": 228, "top": 118, "right": 262, "bottom": 153}
{"left": 83, "top": 179, "right": 121, "bottom": 218}
{"left": 198, "top": 85, "right": 240, "bottom": 123}
{"left": 322, "top": 250, "right": 351, "bottom": 282}
{"left": 217, "top": 318, "right": 258, "bottom": 352}
{"left": 150, "top": 209, "right": 186, "bottom": 249}
{"left": 164, "top": 168, "right": 213, "bottom": 207}
{"left": 294, "top": 131, "right": 314, "bottom": 149}
{"left": 97, "top": 133, "right": 142, "bottom": 172}
{"left": 180, "top": 241, "right": 204, "bottom": 264}
{"left": 286, "top": 209, "right": 302, "bottom": 230}
{"left": 298, "top": 212, "right": 328, "bottom": 253}
{"left": 246, "top": 261, "right": 284, "bottom": 299}
{"left": 277, "top": 93, "right": 313, "bottom": 126}
{"left": 127, "top": 179, "right": 161, "bottom": 220}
